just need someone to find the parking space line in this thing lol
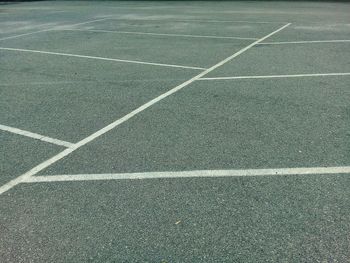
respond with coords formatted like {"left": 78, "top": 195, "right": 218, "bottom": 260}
{"left": 59, "top": 28, "right": 258, "bottom": 40}
{"left": 0, "top": 47, "right": 206, "bottom": 70}
{"left": 0, "top": 17, "right": 111, "bottom": 42}
{"left": 106, "top": 17, "right": 287, "bottom": 24}
{"left": 259, "top": 40, "right": 350, "bottom": 45}
{"left": 0, "top": 23, "right": 290, "bottom": 195}
{"left": 199, "top": 72, "right": 350, "bottom": 81}
{"left": 24, "top": 166, "right": 350, "bottom": 183}
{"left": 0, "top": 124, "right": 74, "bottom": 148}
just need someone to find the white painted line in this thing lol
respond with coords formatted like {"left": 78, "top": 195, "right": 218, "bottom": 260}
{"left": 58, "top": 18, "right": 112, "bottom": 29}
{"left": 0, "top": 29, "right": 55, "bottom": 42}
{"left": 259, "top": 40, "right": 350, "bottom": 45}
{"left": 0, "top": 78, "right": 188, "bottom": 86}
{"left": 24, "top": 166, "right": 350, "bottom": 183}
{"left": 199, "top": 72, "right": 350, "bottom": 81}
{"left": 0, "top": 7, "right": 55, "bottom": 10}
{"left": 107, "top": 17, "right": 286, "bottom": 24}
{"left": 0, "top": 23, "right": 290, "bottom": 195}
{"left": 59, "top": 28, "right": 258, "bottom": 40}
{"left": 0, "top": 47, "right": 206, "bottom": 70}
{"left": 72, "top": 5, "right": 183, "bottom": 10}
{"left": 0, "top": 81, "right": 85, "bottom": 87}
{"left": 0, "top": 124, "right": 74, "bottom": 148}
{"left": 59, "top": 29, "right": 258, "bottom": 40}
{"left": 0, "top": 18, "right": 111, "bottom": 42}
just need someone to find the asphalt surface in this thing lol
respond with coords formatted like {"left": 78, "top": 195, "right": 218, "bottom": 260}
{"left": 0, "top": 51, "right": 195, "bottom": 141}
{"left": 206, "top": 43, "right": 350, "bottom": 77}
{"left": 41, "top": 76, "right": 350, "bottom": 176}
{"left": 0, "top": 132, "right": 61, "bottom": 185}
{"left": 1, "top": 175, "right": 350, "bottom": 262}
{"left": 1, "top": 30, "right": 252, "bottom": 68}
{"left": 1, "top": 1, "right": 350, "bottom": 262}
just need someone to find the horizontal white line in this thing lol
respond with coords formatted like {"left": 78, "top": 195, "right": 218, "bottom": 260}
{"left": 172, "top": 19, "right": 285, "bottom": 25}
{"left": 79, "top": 6, "right": 184, "bottom": 10}
{"left": 25, "top": 166, "right": 350, "bottom": 183}
{"left": 0, "top": 78, "right": 187, "bottom": 87}
{"left": 259, "top": 40, "right": 350, "bottom": 45}
{"left": 199, "top": 72, "right": 350, "bottom": 81}
{"left": 60, "top": 28, "right": 258, "bottom": 40}
{"left": 107, "top": 17, "right": 285, "bottom": 24}
{"left": 0, "top": 124, "right": 74, "bottom": 148}
{"left": 0, "top": 47, "right": 205, "bottom": 70}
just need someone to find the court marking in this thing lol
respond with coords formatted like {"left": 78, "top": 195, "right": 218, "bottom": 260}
{"left": 0, "top": 23, "right": 291, "bottom": 195}
{"left": 24, "top": 166, "right": 350, "bottom": 183}
{"left": 0, "top": 47, "right": 206, "bottom": 70}
{"left": 106, "top": 17, "right": 288, "bottom": 24}
{"left": 0, "top": 17, "right": 111, "bottom": 42}
{"left": 199, "top": 72, "right": 350, "bottom": 81}
{"left": 259, "top": 40, "right": 350, "bottom": 45}
{"left": 0, "top": 81, "right": 88, "bottom": 87}
{"left": 59, "top": 28, "right": 258, "bottom": 40}
{"left": 0, "top": 124, "right": 74, "bottom": 148}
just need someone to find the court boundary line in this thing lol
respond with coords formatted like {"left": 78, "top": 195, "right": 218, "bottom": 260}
{"left": 0, "top": 47, "right": 206, "bottom": 70}
{"left": 0, "top": 17, "right": 111, "bottom": 42}
{"left": 0, "top": 124, "right": 74, "bottom": 148}
{"left": 59, "top": 28, "right": 258, "bottom": 40}
{"left": 24, "top": 166, "right": 350, "bottom": 183}
{"left": 0, "top": 23, "right": 291, "bottom": 195}
{"left": 199, "top": 72, "right": 350, "bottom": 81}
{"left": 259, "top": 40, "right": 350, "bottom": 45}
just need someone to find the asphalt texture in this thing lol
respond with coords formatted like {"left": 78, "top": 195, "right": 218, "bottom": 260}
{"left": 1, "top": 1, "right": 350, "bottom": 262}
{"left": 0, "top": 132, "right": 62, "bottom": 185}
{"left": 69, "top": 18, "right": 280, "bottom": 38}
{"left": 41, "top": 77, "right": 350, "bottom": 175}
{"left": 206, "top": 43, "right": 350, "bottom": 77}
{"left": 1, "top": 175, "right": 350, "bottom": 262}
{"left": 0, "top": 51, "right": 196, "bottom": 141}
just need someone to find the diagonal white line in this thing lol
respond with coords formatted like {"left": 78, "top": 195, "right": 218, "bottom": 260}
{"left": 0, "top": 124, "right": 74, "bottom": 148}
{"left": 0, "top": 18, "right": 111, "bottom": 42}
{"left": 199, "top": 72, "right": 350, "bottom": 81}
{"left": 59, "top": 28, "right": 258, "bottom": 40}
{"left": 0, "top": 23, "right": 291, "bottom": 195}
{"left": 259, "top": 40, "right": 350, "bottom": 45}
{"left": 58, "top": 17, "right": 112, "bottom": 29}
{"left": 0, "top": 47, "right": 206, "bottom": 70}
{"left": 0, "top": 29, "right": 55, "bottom": 42}
{"left": 24, "top": 166, "right": 350, "bottom": 183}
